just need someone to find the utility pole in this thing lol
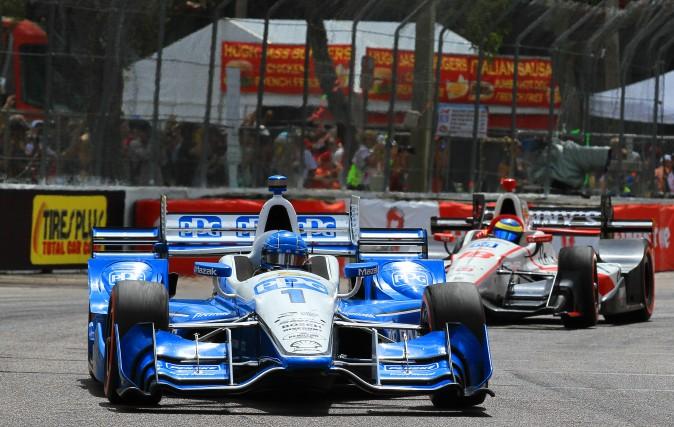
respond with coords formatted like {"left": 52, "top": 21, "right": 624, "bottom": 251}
{"left": 409, "top": 1, "right": 436, "bottom": 192}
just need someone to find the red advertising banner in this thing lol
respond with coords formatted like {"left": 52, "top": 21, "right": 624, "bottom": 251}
{"left": 221, "top": 42, "right": 352, "bottom": 95}
{"left": 365, "top": 47, "right": 560, "bottom": 109}
{"left": 613, "top": 204, "right": 674, "bottom": 272}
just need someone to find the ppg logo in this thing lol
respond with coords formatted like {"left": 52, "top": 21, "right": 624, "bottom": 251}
{"left": 298, "top": 216, "right": 337, "bottom": 238}
{"left": 101, "top": 262, "right": 154, "bottom": 292}
{"left": 235, "top": 216, "right": 259, "bottom": 238}
{"left": 178, "top": 216, "right": 222, "bottom": 238}
{"left": 108, "top": 271, "right": 146, "bottom": 284}
{"left": 392, "top": 271, "right": 430, "bottom": 287}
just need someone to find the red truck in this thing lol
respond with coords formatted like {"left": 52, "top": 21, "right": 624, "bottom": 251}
{"left": 1, "top": 17, "right": 48, "bottom": 115}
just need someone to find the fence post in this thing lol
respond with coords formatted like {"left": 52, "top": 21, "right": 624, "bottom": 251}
{"left": 510, "top": 5, "right": 554, "bottom": 177}
{"left": 384, "top": 0, "right": 435, "bottom": 192}
{"left": 344, "top": 0, "right": 380, "bottom": 177}
{"left": 198, "top": 0, "right": 235, "bottom": 187}
{"left": 150, "top": 0, "right": 166, "bottom": 186}
{"left": 40, "top": 1, "right": 56, "bottom": 183}
{"left": 618, "top": 6, "right": 668, "bottom": 195}
{"left": 547, "top": 1, "right": 605, "bottom": 196}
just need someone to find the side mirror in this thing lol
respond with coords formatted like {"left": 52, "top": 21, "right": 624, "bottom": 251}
{"left": 339, "top": 262, "right": 378, "bottom": 299}
{"left": 194, "top": 262, "right": 232, "bottom": 277}
{"left": 433, "top": 232, "right": 455, "bottom": 243}
{"left": 195, "top": 262, "right": 237, "bottom": 299}
{"left": 526, "top": 234, "right": 553, "bottom": 244}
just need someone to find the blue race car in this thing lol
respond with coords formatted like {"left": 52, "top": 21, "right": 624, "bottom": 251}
{"left": 87, "top": 176, "right": 493, "bottom": 408}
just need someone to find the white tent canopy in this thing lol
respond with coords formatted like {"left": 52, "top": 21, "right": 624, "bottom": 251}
{"left": 590, "top": 70, "right": 674, "bottom": 125}
{"left": 122, "top": 18, "right": 475, "bottom": 124}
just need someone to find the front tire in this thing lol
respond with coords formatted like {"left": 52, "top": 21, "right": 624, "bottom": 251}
{"left": 104, "top": 280, "right": 168, "bottom": 405}
{"left": 421, "top": 282, "right": 488, "bottom": 409}
{"left": 558, "top": 246, "right": 599, "bottom": 329}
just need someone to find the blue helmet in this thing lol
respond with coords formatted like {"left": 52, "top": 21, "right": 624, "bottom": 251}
{"left": 261, "top": 231, "right": 309, "bottom": 270}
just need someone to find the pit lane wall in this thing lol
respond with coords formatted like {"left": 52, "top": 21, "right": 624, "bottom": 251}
{"left": 1, "top": 185, "right": 673, "bottom": 272}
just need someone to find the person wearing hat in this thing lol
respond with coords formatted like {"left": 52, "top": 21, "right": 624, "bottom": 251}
{"left": 654, "top": 154, "right": 672, "bottom": 194}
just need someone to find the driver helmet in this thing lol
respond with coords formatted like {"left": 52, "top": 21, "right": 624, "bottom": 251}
{"left": 493, "top": 218, "right": 523, "bottom": 244}
{"left": 261, "top": 231, "right": 309, "bottom": 270}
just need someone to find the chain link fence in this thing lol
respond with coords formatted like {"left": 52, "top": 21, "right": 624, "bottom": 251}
{"left": 1, "top": 0, "right": 673, "bottom": 197}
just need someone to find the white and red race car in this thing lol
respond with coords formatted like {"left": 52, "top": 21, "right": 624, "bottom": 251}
{"left": 431, "top": 179, "right": 655, "bottom": 329}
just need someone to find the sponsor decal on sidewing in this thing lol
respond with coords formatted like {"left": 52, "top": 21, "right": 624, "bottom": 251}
{"left": 254, "top": 277, "right": 328, "bottom": 295}
{"left": 469, "top": 241, "right": 500, "bottom": 249}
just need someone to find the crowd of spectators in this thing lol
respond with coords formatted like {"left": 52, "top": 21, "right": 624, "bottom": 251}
{"left": 3, "top": 99, "right": 670, "bottom": 197}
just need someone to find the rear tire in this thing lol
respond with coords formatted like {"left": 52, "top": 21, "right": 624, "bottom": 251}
{"left": 421, "top": 282, "right": 488, "bottom": 408}
{"left": 104, "top": 280, "right": 168, "bottom": 405}
{"left": 558, "top": 246, "right": 599, "bottom": 329}
{"left": 605, "top": 252, "right": 655, "bottom": 323}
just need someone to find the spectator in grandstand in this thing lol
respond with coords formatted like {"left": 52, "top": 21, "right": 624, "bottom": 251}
{"left": 126, "top": 120, "right": 161, "bottom": 185}
{"left": 161, "top": 116, "right": 181, "bottom": 186}
{"left": 302, "top": 140, "right": 318, "bottom": 188}
{"left": 5, "top": 114, "right": 32, "bottom": 179}
{"left": 346, "top": 132, "right": 373, "bottom": 190}
{"left": 271, "top": 130, "right": 301, "bottom": 187}
{"left": 390, "top": 142, "right": 413, "bottom": 192}
{"left": 326, "top": 131, "right": 344, "bottom": 185}
{"left": 61, "top": 129, "right": 91, "bottom": 181}
{"left": 306, "top": 150, "right": 340, "bottom": 189}
{"left": 171, "top": 122, "right": 198, "bottom": 186}
{"left": 654, "top": 154, "right": 673, "bottom": 194}
{"left": 206, "top": 125, "right": 228, "bottom": 186}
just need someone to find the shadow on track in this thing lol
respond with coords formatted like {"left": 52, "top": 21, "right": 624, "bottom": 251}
{"left": 98, "top": 387, "right": 491, "bottom": 418}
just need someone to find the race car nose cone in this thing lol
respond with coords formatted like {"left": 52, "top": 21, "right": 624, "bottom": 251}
{"left": 501, "top": 178, "right": 517, "bottom": 193}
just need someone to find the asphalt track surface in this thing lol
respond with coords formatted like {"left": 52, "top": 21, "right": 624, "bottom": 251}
{"left": 1, "top": 273, "right": 674, "bottom": 426}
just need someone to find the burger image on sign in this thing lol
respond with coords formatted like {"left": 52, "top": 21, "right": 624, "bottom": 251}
{"left": 371, "top": 67, "right": 392, "bottom": 95}
{"left": 445, "top": 75, "right": 470, "bottom": 100}
{"left": 225, "top": 60, "right": 255, "bottom": 87}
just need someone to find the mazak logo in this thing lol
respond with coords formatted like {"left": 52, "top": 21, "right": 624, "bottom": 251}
{"left": 194, "top": 265, "right": 216, "bottom": 276}
{"left": 392, "top": 271, "right": 430, "bottom": 287}
{"left": 298, "top": 216, "right": 337, "bottom": 238}
{"left": 178, "top": 215, "right": 222, "bottom": 238}
{"left": 358, "top": 267, "right": 378, "bottom": 276}
{"left": 235, "top": 216, "right": 259, "bottom": 238}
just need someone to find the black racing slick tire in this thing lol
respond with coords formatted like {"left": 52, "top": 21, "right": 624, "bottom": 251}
{"left": 605, "top": 252, "right": 655, "bottom": 324}
{"left": 421, "top": 282, "right": 486, "bottom": 339}
{"left": 421, "top": 282, "right": 488, "bottom": 409}
{"left": 558, "top": 246, "right": 599, "bottom": 329}
{"left": 104, "top": 280, "right": 168, "bottom": 405}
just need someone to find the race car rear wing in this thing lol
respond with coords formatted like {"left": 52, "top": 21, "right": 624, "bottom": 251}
{"left": 431, "top": 194, "right": 653, "bottom": 238}
{"left": 92, "top": 194, "right": 429, "bottom": 259}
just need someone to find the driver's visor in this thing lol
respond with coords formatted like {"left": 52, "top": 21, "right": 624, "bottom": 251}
{"left": 264, "top": 252, "right": 308, "bottom": 268}
{"left": 493, "top": 229, "right": 520, "bottom": 243}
